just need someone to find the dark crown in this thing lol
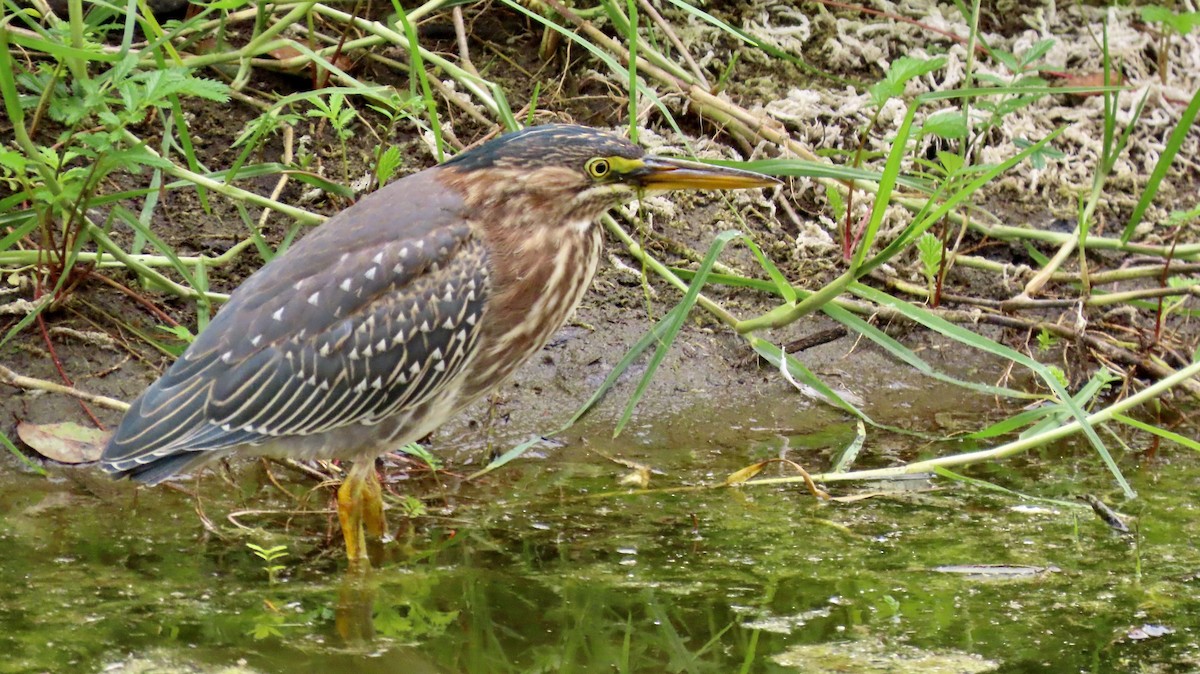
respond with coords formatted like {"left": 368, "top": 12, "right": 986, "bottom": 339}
{"left": 443, "top": 125, "right": 644, "bottom": 172}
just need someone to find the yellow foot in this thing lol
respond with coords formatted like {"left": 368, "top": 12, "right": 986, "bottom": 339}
{"left": 337, "top": 460, "right": 391, "bottom": 571}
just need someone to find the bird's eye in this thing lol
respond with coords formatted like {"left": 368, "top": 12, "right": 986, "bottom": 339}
{"left": 586, "top": 158, "right": 611, "bottom": 179}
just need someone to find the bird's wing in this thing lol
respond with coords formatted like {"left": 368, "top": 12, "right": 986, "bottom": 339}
{"left": 102, "top": 170, "right": 489, "bottom": 482}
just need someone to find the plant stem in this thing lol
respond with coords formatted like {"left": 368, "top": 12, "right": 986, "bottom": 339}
{"left": 748, "top": 358, "right": 1200, "bottom": 486}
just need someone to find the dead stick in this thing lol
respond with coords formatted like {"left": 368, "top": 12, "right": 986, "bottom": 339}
{"left": 0, "top": 364, "right": 130, "bottom": 411}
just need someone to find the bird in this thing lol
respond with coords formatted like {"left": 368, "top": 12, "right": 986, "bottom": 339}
{"left": 100, "top": 124, "right": 778, "bottom": 569}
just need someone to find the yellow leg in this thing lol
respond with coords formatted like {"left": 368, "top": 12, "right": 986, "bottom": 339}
{"left": 362, "top": 465, "right": 387, "bottom": 541}
{"left": 336, "top": 461, "right": 389, "bottom": 570}
{"left": 336, "top": 465, "right": 369, "bottom": 570}
{"left": 362, "top": 464, "right": 388, "bottom": 567}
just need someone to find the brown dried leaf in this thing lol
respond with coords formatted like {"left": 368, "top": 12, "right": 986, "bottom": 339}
{"left": 16, "top": 421, "right": 109, "bottom": 464}
{"left": 267, "top": 45, "right": 303, "bottom": 62}
{"left": 1058, "top": 71, "right": 1125, "bottom": 97}
{"left": 724, "top": 460, "right": 769, "bottom": 486}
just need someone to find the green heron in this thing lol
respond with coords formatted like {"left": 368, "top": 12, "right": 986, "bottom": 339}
{"left": 101, "top": 124, "right": 777, "bottom": 568}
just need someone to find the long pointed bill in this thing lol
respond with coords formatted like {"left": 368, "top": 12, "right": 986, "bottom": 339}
{"left": 633, "top": 156, "right": 780, "bottom": 191}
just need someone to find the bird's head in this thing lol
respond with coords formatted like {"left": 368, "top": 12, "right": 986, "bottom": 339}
{"left": 441, "top": 125, "right": 779, "bottom": 224}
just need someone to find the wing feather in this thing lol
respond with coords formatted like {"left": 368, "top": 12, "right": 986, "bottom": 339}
{"left": 102, "top": 169, "right": 491, "bottom": 483}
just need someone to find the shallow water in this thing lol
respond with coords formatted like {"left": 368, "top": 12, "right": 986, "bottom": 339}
{"left": 1, "top": 397, "right": 1197, "bottom": 674}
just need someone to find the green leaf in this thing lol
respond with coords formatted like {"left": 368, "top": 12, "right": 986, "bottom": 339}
{"left": 916, "top": 232, "right": 942, "bottom": 282}
{"left": 398, "top": 442, "right": 441, "bottom": 470}
{"left": 937, "top": 150, "right": 964, "bottom": 175}
{"left": 991, "top": 49, "right": 1020, "bottom": 73}
{"left": 376, "top": 145, "right": 403, "bottom": 186}
{"left": 1013, "top": 137, "right": 1065, "bottom": 170}
{"left": 1141, "top": 6, "right": 1175, "bottom": 23}
{"left": 1036, "top": 328, "right": 1058, "bottom": 353}
{"left": 0, "top": 148, "right": 28, "bottom": 174}
{"left": 1020, "top": 39, "right": 1056, "bottom": 68}
{"left": 869, "top": 56, "right": 947, "bottom": 107}
{"left": 1141, "top": 6, "right": 1200, "bottom": 34}
{"left": 824, "top": 183, "right": 846, "bottom": 221}
{"left": 920, "top": 111, "right": 967, "bottom": 140}
{"left": 1045, "top": 365, "right": 1068, "bottom": 389}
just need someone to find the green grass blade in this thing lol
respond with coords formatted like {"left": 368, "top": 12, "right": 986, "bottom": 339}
{"left": 466, "top": 436, "right": 547, "bottom": 481}
{"left": 491, "top": 84, "right": 519, "bottom": 132}
{"left": 918, "top": 84, "right": 1126, "bottom": 102}
{"left": 966, "top": 405, "right": 1059, "bottom": 440}
{"left": 394, "top": 4, "right": 444, "bottom": 162}
{"left": 110, "top": 205, "right": 200, "bottom": 289}
{"left": 747, "top": 336, "right": 870, "bottom": 421}
{"left": 741, "top": 234, "right": 795, "bottom": 303}
{"left": 851, "top": 283, "right": 1133, "bottom": 498}
{"left": 664, "top": 0, "right": 855, "bottom": 86}
{"left": 1121, "top": 85, "right": 1200, "bottom": 243}
{"left": 614, "top": 230, "right": 740, "bottom": 437}
{"left": 670, "top": 268, "right": 775, "bottom": 293}
{"left": 861, "top": 126, "right": 1066, "bottom": 276}
{"left": 1113, "top": 413, "right": 1200, "bottom": 453}
{"left": 562, "top": 303, "right": 684, "bottom": 431}
{"left": 5, "top": 29, "right": 123, "bottom": 63}
{"left": 161, "top": 163, "right": 354, "bottom": 198}
{"left": 821, "top": 302, "right": 1038, "bottom": 400}
{"left": 707, "top": 158, "right": 934, "bottom": 193}
{"left": 830, "top": 421, "right": 866, "bottom": 473}
{"left": 852, "top": 100, "right": 915, "bottom": 271}
{"left": 624, "top": 0, "right": 639, "bottom": 144}
{"left": 167, "top": 93, "right": 211, "bottom": 213}
{"left": 0, "top": 215, "right": 39, "bottom": 252}
{"left": 498, "top": 0, "right": 687, "bottom": 141}
{"left": 933, "top": 466, "right": 1084, "bottom": 509}
{"left": 0, "top": 430, "right": 47, "bottom": 476}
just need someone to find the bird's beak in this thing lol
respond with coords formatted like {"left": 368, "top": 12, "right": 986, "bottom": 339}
{"left": 631, "top": 156, "right": 780, "bottom": 191}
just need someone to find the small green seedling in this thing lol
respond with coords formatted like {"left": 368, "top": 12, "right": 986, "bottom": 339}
{"left": 306, "top": 92, "right": 358, "bottom": 183}
{"left": 246, "top": 543, "right": 289, "bottom": 585}
{"left": 1141, "top": 5, "right": 1200, "bottom": 84}
{"left": 916, "top": 232, "right": 943, "bottom": 300}
{"left": 1036, "top": 328, "right": 1059, "bottom": 353}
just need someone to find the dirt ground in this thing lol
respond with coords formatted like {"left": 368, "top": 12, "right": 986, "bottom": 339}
{"left": 2, "top": 0, "right": 1198, "bottom": 475}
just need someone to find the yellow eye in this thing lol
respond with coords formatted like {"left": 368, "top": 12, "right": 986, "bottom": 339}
{"left": 585, "top": 158, "right": 611, "bottom": 179}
